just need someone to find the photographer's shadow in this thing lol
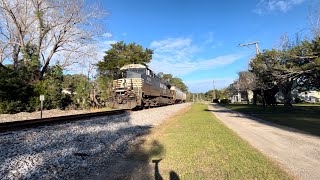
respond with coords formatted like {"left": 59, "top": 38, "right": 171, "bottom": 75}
{"left": 152, "top": 159, "right": 180, "bottom": 180}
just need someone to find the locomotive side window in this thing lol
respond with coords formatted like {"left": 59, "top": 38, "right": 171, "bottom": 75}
{"left": 146, "top": 69, "right": 151, "bottom": 76}
{"left": 121, "top": 71, "right": 126, "bottom": 78}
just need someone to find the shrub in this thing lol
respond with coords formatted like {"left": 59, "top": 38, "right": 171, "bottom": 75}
{"left": 0, "top": 101, "right": 24, "bottom": 114}
{"left": 220, "top": 99, "right": 230, "bottom": 104}
{"left": 294, "top": 97, "right": 303, "bottom": 103}
{"left": 0, "top": 66, "right": 36, "bottom": 113}
{"left": 212, "top": 99, "right": 219, "bottom": 103}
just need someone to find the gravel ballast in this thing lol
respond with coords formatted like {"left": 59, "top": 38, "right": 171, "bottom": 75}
{"left": 0, "top": 109, "right": 93, "bottom": 123}
{"left": 0, "top": 103, "right": 191, "bottom": 179}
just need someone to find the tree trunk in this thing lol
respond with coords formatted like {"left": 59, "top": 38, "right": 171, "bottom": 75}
{"left": 252, "top": 90, "right": 258, "bottom": 105}
{"left": 246, "top": 91, "right": 249, "bottom": 104}
{"left": 283, "top": 92, "right": 293, "bottom": 107}
{"left": 280, "top": 80, "right": 294, "bottom": 108}
{"left": 12, "top": 45, "right": 20, "bottom": 69}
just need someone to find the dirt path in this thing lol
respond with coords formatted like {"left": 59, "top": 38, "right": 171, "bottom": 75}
{"left": 208, "top": 104, "right": 320, "bottom": 180}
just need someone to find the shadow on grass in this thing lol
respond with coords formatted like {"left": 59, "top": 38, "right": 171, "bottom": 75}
{"left": 206, "top": 104, "right": 320, "bottom": 137}
{"left": 152, "top": 158, "right": 180, "bottom": 180}
{"left": 106, "top": 139, "right": 180, "bottom": 180}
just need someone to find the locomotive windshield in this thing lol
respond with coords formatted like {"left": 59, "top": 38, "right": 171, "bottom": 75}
{"left": 127, "top": 68, "right": 145, "bottom": 74}
{"left": 117, "top": 68, "right": 146, "bottom": 79}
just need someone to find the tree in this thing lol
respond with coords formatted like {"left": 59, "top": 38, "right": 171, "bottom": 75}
{"left": 0, "top": 0, "right": 105, "bottom": 78}
{"left": 0, "top": 65, "right": 35, "bottom": 113}
{"left": 33, "top": 65, "right": 66, "bottom": 110}
{"left": 308, "top": 3, "right": 320, "bottom": 38}
{"left": 238, "top": 71, "right": 256, "bottom": 104}
{"left": 62, "top": 74, "right": 91, "bottom": 108}
{"left": 158, "top": 73, "right": 188, "bottom": 92}
{"left": 250, "top": 36, "right": 320, "bottom": 107}
{"left": 204, "top": 89, "right": 229, "bottom": 101}
{"left": 97, "top": 41, "right": 153, "bottom": 79}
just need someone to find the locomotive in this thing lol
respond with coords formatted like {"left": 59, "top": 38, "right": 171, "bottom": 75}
{"left": 108, "top": 64, "right": 186, "bottom": 109}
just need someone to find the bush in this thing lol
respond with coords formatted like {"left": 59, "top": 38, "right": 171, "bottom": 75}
{"left": 220, "top": 99, "right": 230, "bottom": 104}
{"left": 294, "top": 97, "right": 303, "bottom": 103}
{"left": 0, "top": 101, "right": 24, "bottom": 114}
{"left": 0, "top": 66, "right": 36, "bottom": 113}
{"left": 212, "top": 99, "right": 219, "bottom": 103}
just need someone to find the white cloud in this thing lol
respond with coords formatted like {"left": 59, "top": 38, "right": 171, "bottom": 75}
{"left": 253, "top": 0, "right": 305, "bottom": 14}
{"left": 211, "top": 41, "right": 223, "bottom": 49}
{"left": 148, "top": 37, "right": 245, "bottom": 76}
{"left": 102, "top": 32, "right": 112, "bottom": 38}
{"left": 204, "top": 32, "right": 223, "bottom": 49}
{"left": 150, "top": 38, "right": 193, "bottom": 51}
{"left": 102, "top": 40, "right": 118, "bottom": 47}
{"left": 204, "top": 32, "right": 214, "bottom": 44}
{"left": 98, "top": 40, "right": 118, "bottom": 53}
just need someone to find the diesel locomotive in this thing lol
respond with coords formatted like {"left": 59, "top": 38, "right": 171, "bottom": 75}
{"left": 108, "top": 64, "right": 186, "bottom": 109}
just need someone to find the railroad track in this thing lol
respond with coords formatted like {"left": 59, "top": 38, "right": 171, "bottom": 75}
{"left": 0, "top": 110, "right": 127, "bottom": 133}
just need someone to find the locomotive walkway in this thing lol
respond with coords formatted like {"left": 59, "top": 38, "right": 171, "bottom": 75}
{"left": 208, "top": 104, "right": 320, "bottom": 180}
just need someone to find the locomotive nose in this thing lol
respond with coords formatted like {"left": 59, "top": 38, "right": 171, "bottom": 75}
{"left": 117, "top": 95, "right": 123, "bottom": 104}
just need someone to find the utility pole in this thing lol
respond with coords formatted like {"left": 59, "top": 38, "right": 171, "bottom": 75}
{"left": 212, "top": 80, "right": 216, "bottom": 100}
{"left": 237, "top": 79, "right": 241, "bottom": 103}
{"left": 238, "top": 41, "right": 261, "bottom": 55}
{"left": 238, "top": 41, "right": 260, "bottom": 104}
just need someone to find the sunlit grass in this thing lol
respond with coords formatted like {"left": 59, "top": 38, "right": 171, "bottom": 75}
{"left": 140, "top": 103, "right": 291, "bottom": 179}
{"left": 222, "top": 103, "right": 320, "bottom": 136}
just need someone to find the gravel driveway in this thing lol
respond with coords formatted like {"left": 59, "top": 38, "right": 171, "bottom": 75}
{"left": 209, "top": 104, "right": 320, "bottom": 180}
{"left": 0, "top": 103, "right": 191, "bottom": 179}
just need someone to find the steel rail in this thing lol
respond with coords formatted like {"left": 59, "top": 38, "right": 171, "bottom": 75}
{"left": 0, "top": 110, "right": 127, "bottom": 133}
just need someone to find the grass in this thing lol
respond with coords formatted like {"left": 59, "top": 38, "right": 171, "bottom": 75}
{"left": 133, "top": 103, "right": 291, "bottom": 179}
{"left": 91, "top": 107, "right": 113, "bottom": 112}
{"left": 293, "top": 103, "right": 320, "bottom": 106}
{"left": 221, "top": 103, "right": 320, "bottom": 136}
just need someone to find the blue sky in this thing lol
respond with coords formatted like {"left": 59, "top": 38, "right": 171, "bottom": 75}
{"left": 97, "top": 0, "right": 316, "bottom": 92}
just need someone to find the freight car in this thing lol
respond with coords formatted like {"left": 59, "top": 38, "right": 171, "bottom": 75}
{"left": 108, "top": 64, "right": 186, "bottom": 109}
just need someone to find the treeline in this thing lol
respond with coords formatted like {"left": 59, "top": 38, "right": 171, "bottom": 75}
{"left": 186, "top": 89, "right": 229, "bottom": 102}
{"left": 0, "top": 64, "right": 100, "bottom": 113}
{"left": 227, "top": 35, "right": 320, "bottom": 107}
{"left": 0, "top": 0, "right": 188, "bottom": 114}
{"left": 0, "top": 40, "right": 189, "bottom": 113}
{"left": 0, "top": 0, "right": 105, "bottom": 113}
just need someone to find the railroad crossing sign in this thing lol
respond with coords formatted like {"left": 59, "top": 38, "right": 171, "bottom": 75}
{"left": 40, "top": 95, "right": 45, "bottom": 118}
{"left": 40, "top": 95, "right": 45, "bottom": 101}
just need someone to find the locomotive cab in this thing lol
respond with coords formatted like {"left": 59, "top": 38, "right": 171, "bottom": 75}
{"left": 108, "top": 64, "right": 146, "bottom": 109}
{"left": 108, "top": 64, "right": 183, "bottom": 110}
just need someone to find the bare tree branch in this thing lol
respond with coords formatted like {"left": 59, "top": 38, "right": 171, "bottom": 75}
{"left": 0, "top": 0, "right": 106, "bottom": 78}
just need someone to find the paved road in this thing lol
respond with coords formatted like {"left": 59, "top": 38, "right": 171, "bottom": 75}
{"left": 208, "top": 104, "right": 320, "bottom": 180}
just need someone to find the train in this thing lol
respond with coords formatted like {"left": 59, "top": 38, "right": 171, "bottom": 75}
{"left": 107, "top": 64, "right": 186, "bottom": 109}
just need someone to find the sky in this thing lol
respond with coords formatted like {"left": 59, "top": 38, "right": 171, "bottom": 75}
{"left": 96, "top": 0, "right": 316, "bottom": 92}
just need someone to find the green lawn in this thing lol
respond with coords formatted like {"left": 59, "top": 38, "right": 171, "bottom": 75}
{"left": 221, "top": 103, "right": 320, "bottom": 136}
{"left": 135, "top": 103, "right": 291, "bottom": 179}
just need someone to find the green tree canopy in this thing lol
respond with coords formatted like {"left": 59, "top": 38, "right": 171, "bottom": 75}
{"left": 249, "top": 37, "right": 320, "bottom": 107}
{"left": 158, "top": 73, "right": 188, "bottom": 92}
{"left": 97, "top": 41, "right": 153, "bottom": 79}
